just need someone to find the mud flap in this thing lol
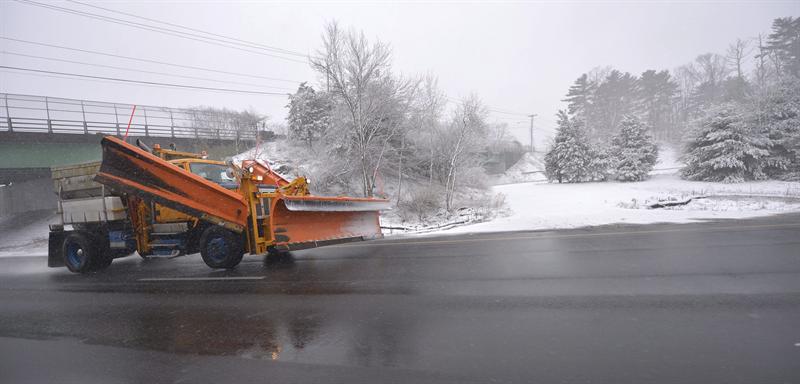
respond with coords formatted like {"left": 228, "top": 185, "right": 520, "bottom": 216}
{"left": 47, "top": 230, "right": 67, "bottom": 268}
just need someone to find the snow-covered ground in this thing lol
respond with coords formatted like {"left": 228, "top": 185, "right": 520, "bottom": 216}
{"left": 429, "top": 146, "right": 800, "bottom": 235}
{"left": 491, "top": 152, "right": 547, "bottom": 185}
{"left": 438, "top": 174, "right": 800, "bottom": 235}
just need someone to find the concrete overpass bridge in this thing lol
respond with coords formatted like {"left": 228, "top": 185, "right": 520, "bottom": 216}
{"left": 0, "top": 93, "right": 262, "bottom": 215}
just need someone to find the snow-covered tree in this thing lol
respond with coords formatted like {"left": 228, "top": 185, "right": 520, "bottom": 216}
{"left": 756, "top": 77, "right": 800, "bottom": 179}
{"left": 563, "top": 74, "right": 596, "bottom": 119}
{"left": 310, "top": 21, "right": 419, "bottom": 197}
{"left": 286, "top": 83, "right": 332, "bottom": 149}
{"left": 761, "top": 17, "right": 800, "bottom": 78}
{"left": 439, "top": 95, "right": 488, "bottom": 210}
{"left": 592, "top": 70, "right": 639, "bottom": 142}
{"left": 637, "top": 70, "right": 679, "bottom": 142}
{"left": 681, "top": 104, "right": 771, "bottom": 182}
{"left": 545, "top": 111, "right": 594, "bottom": 183}
{"left": 586, "top": 145, "right": 612, "bottom": 182}
{"left": 610, "top": 115, "right": 659, "bottom": 181}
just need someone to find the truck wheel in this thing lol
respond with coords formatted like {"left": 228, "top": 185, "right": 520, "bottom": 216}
{"left": 199, "top": 226, "right": 244, "bottom": 269}
{"left": 62, "top": 232, "right": 98, "bottom": 273}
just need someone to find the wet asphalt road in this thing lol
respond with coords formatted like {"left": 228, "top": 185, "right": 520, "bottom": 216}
{"left": 1, "top": 214, "right": 800, "bottom": 383}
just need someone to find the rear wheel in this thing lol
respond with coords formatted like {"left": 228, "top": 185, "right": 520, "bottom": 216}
{"left": 62, "top": 232, "right": 97, "bottom": 273}
{"left": 199, "top": 226, "right": 244, "bottom": 269}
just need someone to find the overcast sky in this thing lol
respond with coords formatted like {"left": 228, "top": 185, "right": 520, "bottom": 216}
{"left": 1, "top": 1, "right": 797, "bottom": 143}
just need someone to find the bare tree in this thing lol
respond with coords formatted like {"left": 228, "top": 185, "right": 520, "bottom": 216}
{"left": 754, "top": 34, "right": 771, "bottom": 92}
{"left": 440, "top": 95, "right": 488, "bottom": 211}
{"left": 411, "top": 74, "right": 447, "bottom": 186}
{"left": 726, "top": 38, "right": 752, "bottom": 80}
{"left": 694, "top": 53, "right": 730, "bottom": 87}
{"left": 310, "top": 21, "right": 406, "bottom": 197}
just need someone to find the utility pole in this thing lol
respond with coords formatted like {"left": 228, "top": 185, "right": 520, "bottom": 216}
{"left": 528, "top": 114, "right": 537, "bottom": 153}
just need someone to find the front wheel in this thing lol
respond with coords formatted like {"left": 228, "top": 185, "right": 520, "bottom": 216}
{"left": 199, "top": 226, "right": 244, "bottom": 269}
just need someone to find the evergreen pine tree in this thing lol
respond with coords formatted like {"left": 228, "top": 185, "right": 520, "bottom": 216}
{"left": 762, "top": 17, "right": 800, "bottom": 77}
{"left": 637, "top": 70, "right": 679, "bottom": 142}
{"left": 286, "top": 83, "right": 333, "bottom": 148}
{"left": 545, "top": 111, "right": 593, "bottom": 183}
{"left": 610, "top": 115, "right": 659, "bottom": 181}
{"left": 757, "top": 77, "right": 800, "bottom": 179}
{"left": 586, "top": 144, "right": 612, "bottom": 181}
{"left": 593, "top": 70, "right": 639, "bottom": 142}
{"left": 682, "top": 104, "right": 771, "bottom": 182}
{"left": 563, "top": 74, "right": 596, "bottom": 118}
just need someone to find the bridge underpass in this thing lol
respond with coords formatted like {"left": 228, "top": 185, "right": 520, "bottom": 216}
{"left": 0, "top": 93, "right": 263, "bottom": 215}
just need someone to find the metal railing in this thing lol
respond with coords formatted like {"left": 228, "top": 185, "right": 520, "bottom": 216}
{"left": 0, "top": 93, "right": 258, "bottom": 141}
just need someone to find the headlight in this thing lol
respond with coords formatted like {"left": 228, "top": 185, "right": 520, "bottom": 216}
{"left": 248, "top": 166, "right": 254, "bottom": 173}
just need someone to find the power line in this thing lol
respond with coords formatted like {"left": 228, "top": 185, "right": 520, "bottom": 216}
{"left": 0, "top": 70, "right": 270, "bottom": 99}
{"left": 12, "top": 0, "right": 309, "bottom": 64}
{"left": 0, "top": 65, "right": 289, "bottom": 96}
{"left": 1, "top": 38, "right": 542, "bottom": 120}
{"left": 1, "top": 51, "right": 295, "bottom": 91}
{"left": 5, "top": 2, "right": 540, "bottom": 119}
{"left": 0, "top": 37, "right": 303, "bottom": 84}
{"left": 65, "top": 0, "right": 307, "bottom": 58}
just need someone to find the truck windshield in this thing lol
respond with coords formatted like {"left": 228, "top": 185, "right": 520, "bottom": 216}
{"left": 189, "top": 163, "right": 237, "bottom": 188}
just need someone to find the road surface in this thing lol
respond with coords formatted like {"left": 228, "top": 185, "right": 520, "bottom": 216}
{"left": 1, "top": 214, "right": 799, "bottom": 383}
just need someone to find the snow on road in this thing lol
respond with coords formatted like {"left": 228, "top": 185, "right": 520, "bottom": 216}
{"left": 439, "top": 174, "right": 800, "bottom": 235}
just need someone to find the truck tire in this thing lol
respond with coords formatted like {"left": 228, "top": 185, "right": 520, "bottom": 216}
{"left": 62, "top": 232, "right": 98, "bottom": 273}
{"left": 199, "top": 226, "right": 244, "bottom": 269}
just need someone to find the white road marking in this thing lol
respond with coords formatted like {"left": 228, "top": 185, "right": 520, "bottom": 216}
{"left": 138, "top": 276, "right": 265, "bottom": 282}
{"left": 794, "top": 342, "right": 800, "bottom": 347}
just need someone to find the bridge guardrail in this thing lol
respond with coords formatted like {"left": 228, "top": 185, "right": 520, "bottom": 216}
{"left": 1, "top": 93, "right": 258, "bottom": 141}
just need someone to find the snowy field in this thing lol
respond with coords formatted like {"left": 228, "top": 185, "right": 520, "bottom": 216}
{"left": 428, "top": 146, "right": 800, "bottom": 235}
{"left": 437, "top": 174, "right": 800, "bottom": 235}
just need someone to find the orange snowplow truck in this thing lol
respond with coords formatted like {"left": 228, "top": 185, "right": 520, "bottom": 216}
{"left": 48, "top": 136, "right": 389, "bottom": 273}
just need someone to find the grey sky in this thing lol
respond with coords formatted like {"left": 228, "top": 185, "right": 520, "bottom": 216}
{"left": 1, "top": 1, "right": 797, "bottom": 143}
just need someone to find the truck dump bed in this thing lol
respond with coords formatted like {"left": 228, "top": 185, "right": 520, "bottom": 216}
{"left": 52, "top": 161, "right": 127, "bottom": 224}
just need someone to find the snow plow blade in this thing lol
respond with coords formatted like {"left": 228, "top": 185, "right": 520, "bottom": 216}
{"left": 94, "top": 136, "right": 248, "bottom": 232}
{"left": 271, "top": 196, "right": 385, "bottom": 251}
